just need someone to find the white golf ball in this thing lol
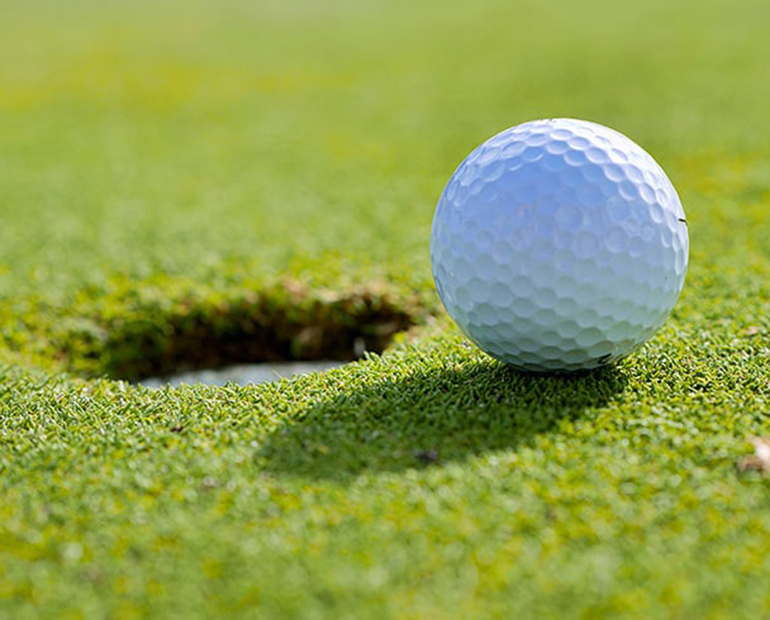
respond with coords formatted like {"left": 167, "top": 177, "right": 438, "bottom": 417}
{"left": 430, "top": 118, "right": 689, "bottom": 372}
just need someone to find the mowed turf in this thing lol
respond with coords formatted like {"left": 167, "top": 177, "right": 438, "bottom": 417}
{"left": 2, "top": 0, "right": 770, "bottom": 617}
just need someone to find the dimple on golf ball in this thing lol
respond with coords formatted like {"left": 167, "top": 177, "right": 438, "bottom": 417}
{"left": 430, "top": 118, "right": 689, "bottom": 372}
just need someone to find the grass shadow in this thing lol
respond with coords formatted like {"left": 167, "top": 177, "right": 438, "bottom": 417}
{"left": 256, "top": 360, "right": 628, "bottom": 480}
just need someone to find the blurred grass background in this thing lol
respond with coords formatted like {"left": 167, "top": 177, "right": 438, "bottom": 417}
{"left": 1, "top": 0, "right": 768, "bottom": 299}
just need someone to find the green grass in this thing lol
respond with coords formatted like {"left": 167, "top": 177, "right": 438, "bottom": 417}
{"left": 2, "top": 0, "right": 770, "bottom": 617}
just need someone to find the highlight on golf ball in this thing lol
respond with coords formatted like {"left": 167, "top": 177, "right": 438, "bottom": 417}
{"left": 430, "top": 118, "right": 689, "bottom": 372}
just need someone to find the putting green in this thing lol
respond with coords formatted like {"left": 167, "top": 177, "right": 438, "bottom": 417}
{"left": 2, "top": 0, "right": 770, "bottom": 617}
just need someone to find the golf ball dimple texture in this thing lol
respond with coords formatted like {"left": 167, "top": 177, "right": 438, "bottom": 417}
{"left": 430, "top": 118, "right": 689, "bottom": 372}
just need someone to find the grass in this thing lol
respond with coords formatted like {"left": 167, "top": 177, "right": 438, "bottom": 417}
{"left": 2, "top": 0, "right": 770, "bottom": 617}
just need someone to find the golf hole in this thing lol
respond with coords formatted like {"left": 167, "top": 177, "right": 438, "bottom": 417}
{"left": 51, "top": 279, "right": 427, "bottom": 386}
{"left": 66, "top": 287, "right": 425, "bottom": 386}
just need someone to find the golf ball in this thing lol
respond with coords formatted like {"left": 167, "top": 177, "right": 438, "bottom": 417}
{"left": 430, "top": 118, "right": 689, "bottom": 372}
